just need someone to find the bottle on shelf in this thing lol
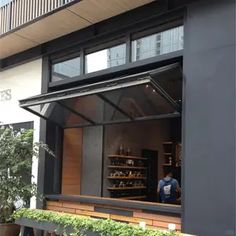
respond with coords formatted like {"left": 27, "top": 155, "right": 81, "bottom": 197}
{"left": 126, "top": 147, "right": 131, "bottom": 156}
{"left": 107, "top": 152, "right": 147, "bottom": 200}
{"left": 118, "top": 144, "right": 124, "bottom": 155}
{"left": 162, "top": 141, "right": 182, "bottom": 167}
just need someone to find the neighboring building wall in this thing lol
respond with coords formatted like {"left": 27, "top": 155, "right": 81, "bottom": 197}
{"left": 131, "top": 26, "right": 183, "bottom": 61}
{"left": 0, "top": 59, "right": 42, "bottom": 208}
{"left": 183, "top": 0, "right": 235, "bottom": 235}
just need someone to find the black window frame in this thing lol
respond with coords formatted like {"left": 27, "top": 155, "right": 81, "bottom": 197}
{"left": 35, "top": 11, "right": 185, "bottom": 216}
{"left": 51, "top": 51, "right": 81, "bottom": 82}
{"left": 131, "top": 24, "right": 184, "bottom": 63}
{"left": 19, "top": 63, "right": 182, "bottom": 129}
{"left": 48, "top": 19, "right": 184, "bottom": 87}
{"left": 20, "top": 62, "right": 183, "bottom": 212}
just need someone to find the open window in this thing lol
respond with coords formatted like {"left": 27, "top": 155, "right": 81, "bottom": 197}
{"left": 20, "top": 63, "right": 181, "bottom": 126}
{"left": 19, "top": 63, "right": 182, "bottom": 204}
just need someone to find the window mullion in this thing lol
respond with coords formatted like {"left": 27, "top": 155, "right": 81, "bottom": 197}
{"left": 126, "top": 33, "right": 131, "bottom": 63}
{"left": 80, "top": 48, "right": 85, "bottom": 75}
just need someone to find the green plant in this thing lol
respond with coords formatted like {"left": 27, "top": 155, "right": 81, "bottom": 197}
{"left": 14, "top": 208, "right": 182, "bottom": 236}
{"left": 0, "top": 126, "right": 53, "bottom": 223}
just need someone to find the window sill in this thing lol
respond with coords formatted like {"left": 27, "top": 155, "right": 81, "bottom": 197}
{"left": 45, "top": 194, "right": 181, "bottom": 215}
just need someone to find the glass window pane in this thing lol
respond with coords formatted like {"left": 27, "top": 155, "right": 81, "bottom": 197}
{"left": 85, "top": 44, "right": 126, "bottom": 73}
{"left": 28, "top": 102, "right": 89, "bottom": 127}
{"left": 52, "top": 56, "right": 80, "bottom": 82}
{"left": 102, "top": 84, "right": 176, "bottom": 119}
{"left": 151, "top": 65, "right": 182, "bottom": 102}
{"left": 132, "top": 26, "right": 183, "bottom": 62}
{"left": 24, "top": 63, "right": 181, "bottom": 127}
{"left": 61, "top": 95, "right": 128, "bottom": 124}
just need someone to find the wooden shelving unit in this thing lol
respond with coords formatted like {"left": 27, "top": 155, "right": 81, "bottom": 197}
{"left": 108, "top": 166, "right": 147, "bottom": 169}
{"left": 107, "top": 177, "right": 146, "bottom": 180}
{"left": 107, "top": 153, "right": 147, "bottom": 200}
{"left": 162, "top": 163, "right": 172, "bottom": 167}
{"left": 107, "top": 186, "right": 146, "bottom": 190}
{"left": 162, "top": 142, "right": 175, "bottom": 166}
{"left": 108, "top": 155, "right": 147, "bottom": 160}
{"left": 162, "top": 142, "right": 182, "bottom": 191}
{"left": 162, "top": 141, "right": 182, "bottom": 168}
{"left": 163, "top": 142, "right": 173, "bottom": 145}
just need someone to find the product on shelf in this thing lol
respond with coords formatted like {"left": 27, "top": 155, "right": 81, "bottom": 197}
{"left": 107, "top": 153, "right": 147, "bottom": 200}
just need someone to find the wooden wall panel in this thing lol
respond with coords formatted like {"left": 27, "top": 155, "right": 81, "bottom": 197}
{"left": 61, "top": 128, "right": 82, "bottom": 195}
{"left": 46, "top": 200, "right": 181, "bottom": 231}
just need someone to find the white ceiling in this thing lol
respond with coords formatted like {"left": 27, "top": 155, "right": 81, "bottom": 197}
{"left": 0, "top": 0, "right": 154, "bottom": 59}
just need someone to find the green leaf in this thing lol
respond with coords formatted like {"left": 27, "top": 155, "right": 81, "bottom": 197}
{"left": 13, "top": 208, "right": 182, "bottom": 236}
{"left": 0, "top": 126, "right": 54, "bottom": 223}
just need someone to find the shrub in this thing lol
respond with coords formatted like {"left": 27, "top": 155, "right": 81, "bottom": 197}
{"left": 0, "top": 126, "right": 53, "bottom": 223}
{"left": 14, "top": 208, "right": 182, "bottom": 236}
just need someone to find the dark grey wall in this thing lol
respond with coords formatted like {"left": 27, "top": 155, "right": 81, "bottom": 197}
{"left": 81, "top": 126, "right": 104, "bottom": 196}
{"left": 183, "top": 0, "right": 235, "bottom": 235}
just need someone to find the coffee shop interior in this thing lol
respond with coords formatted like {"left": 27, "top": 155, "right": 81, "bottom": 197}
{"left": 20, "top": 63, "right": 182, "bottom": 205}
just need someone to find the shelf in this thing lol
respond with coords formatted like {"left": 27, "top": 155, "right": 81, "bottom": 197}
{"left": 118, "top": 195, "right": 147, "bottom": 200}
{"left": 162, "top": 163, "right": 172, "bottom": 167}
{"left": 107, "top": 176, "right": 146, "bottom": 180}
{"left": 107, "top": 186, "right": 146, "bottom": 190}
{"left": 162, "top": 164, "right": 181, "bottom": 168}
{"left": 108, "top": 153, "right": 148, "bottom": 199}
{"left": 163, "top": 142, "right": 173, "bottom": 145}
{"left": 108, "top": 166, "right": 147, "bottom": 170}
{"left": 163, "top": 153, "right": 172, "bottom": 155}
{"left": 108, "top": 155, "right": 147, "bottom": 160}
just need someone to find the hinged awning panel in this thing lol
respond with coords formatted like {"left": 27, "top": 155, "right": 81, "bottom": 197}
{"left": 19, "top": 63, "right": 182, "bottom": 128}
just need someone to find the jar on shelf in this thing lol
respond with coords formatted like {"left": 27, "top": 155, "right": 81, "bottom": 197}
{"left": 118, "top": 144, "right": 124, "bottom": 155}
{"left": 126, "top": 148, "right": 131, "bottom": 156}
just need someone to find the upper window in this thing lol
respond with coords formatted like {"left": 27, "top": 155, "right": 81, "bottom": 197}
{"left": 50, "top": 25, "right": 184, "bottom": 83}
{"left": 132, "top": 26, "right": 183, "bottom": 62}
{"left": 52, "top": 56, "right": 80, "bottom": 82}
{"left": 85, "top": 44, "right": 126, "bottom": 74}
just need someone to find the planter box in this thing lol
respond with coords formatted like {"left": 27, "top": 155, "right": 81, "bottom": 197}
{"left": 16, "top": 218, "right": 99, "bottom": 236}
{"left": 0, "top": 223, "right": 20, "bottom": 236}
{"left": 16, "top": 218, "right": 194, "bottom": 236}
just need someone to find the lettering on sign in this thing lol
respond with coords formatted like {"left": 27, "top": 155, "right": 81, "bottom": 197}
{"left": 0, "top": 89, "right": 12, "bottom": 102}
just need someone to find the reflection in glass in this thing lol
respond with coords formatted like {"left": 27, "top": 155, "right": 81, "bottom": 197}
{"left": 151, "top": 65, "right": 182, "bottom": 102}
{"left": 28, "top": 102, "right": 89, "bottom": 127}
{"left": 132, "top": 26, "right": 183, "bottom": 62}
{"left": 102, "top": 84, "right": 175, "bottom": 119}
{"left": 60, "top": 95, "right": 127, "bottom": 124}
{"left": 26, "top": 82, "right": 176, "bottom": 128}
{"left": 52, "top": 56, "right": 80, "bottom": 82}
{"left": 85, "top": 44, "right": 126, "bottom": 73}
{"left": 27, "top": 63, "right": 181, "bottom": 128}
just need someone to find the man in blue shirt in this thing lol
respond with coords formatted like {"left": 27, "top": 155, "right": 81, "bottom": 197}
{"left": 157, "top": 169, "right": 181, "bottom": 204}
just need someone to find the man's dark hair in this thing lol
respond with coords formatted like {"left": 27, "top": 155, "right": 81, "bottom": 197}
{"left": 163, "top": 167, "right": 173, "bottom": 177}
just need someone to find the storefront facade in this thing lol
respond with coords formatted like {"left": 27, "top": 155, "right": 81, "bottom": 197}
{"left": 0, "top": 59, "right": 42, "bottom": 208}
{"left": 0, "top": 0, "right": 235, "bottom": 235}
